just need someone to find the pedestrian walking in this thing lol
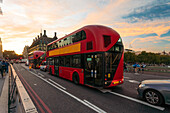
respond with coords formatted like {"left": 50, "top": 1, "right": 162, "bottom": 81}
{"left": 5, "top": 60, "right": 9, "bottom": 73}
{"left": 10, "top": 60, "right": 13, "bottom": 65}
{"left": 141, "top": 64, "right": 146, "bottom": 74}
{"left": 124, "top": 63, "right": 128, "bottom": 72}
{"left": 2, "top": 60, "right": 6, "bottom": 76}
{"left": 136, "top": 63, "right": 140, "bottom": 73}
{"left": 133, "top": 63, "right": 137, "bottom": 73}
{"left": 0, "top": 60, "right": 3, "bottom": 78}
{"left": 29, "top": 64, "right": 32, "bottom": 70}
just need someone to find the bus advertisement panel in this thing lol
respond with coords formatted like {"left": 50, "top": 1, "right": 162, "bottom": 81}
{"left": 46, "top": 25, "right": 124, "bottom": 88}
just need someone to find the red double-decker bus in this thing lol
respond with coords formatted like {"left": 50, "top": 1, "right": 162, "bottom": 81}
{"left": 28, "top": 51, "right": 45, "bottom": 69}
{"left": 46, "top": 25, "right": 124, "bottom": 88}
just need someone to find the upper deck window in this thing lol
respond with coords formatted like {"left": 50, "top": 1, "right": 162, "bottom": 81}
{"left": 103, "top": 35, "right": 111, "bottom": 47}
{"left": 72, "top": 30, "right": 86, "bottom": 43}
{"left": 108, "top": 37, "right": 123, "bottom": 52}
{"left": 47, "top": 30, "right": 86, "bottom": 51}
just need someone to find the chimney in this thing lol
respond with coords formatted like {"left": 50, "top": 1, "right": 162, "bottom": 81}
{"left": 43, "top": 30, "right": 47, "bottom": 37}
{"left": 40, "top": 33, "right": 42, "bottom": 37}
{"left": 37, "top": 35, "right": 39, "bottom": 39}
{"left": 53, "top": 32, "right": 58, "bottom": 40}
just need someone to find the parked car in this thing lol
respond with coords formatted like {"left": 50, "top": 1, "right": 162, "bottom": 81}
{"left": 25, "top": 59, "right": 29, "bottom": 66}
{"left": 21, "top": 59, "right": 27, "bottom": 63}
{"left": 137, "top": 80, "right": 170, "bottom": 105}
{"left": 40, "top": 61, "right": 47, "bottom": 71}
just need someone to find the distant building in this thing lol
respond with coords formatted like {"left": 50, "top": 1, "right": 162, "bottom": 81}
{"left": 135, "top": 51, "right": 142, "bottom": 55}
{"left": 28, "top": 30, "right": 57, "bottom": 54}
{"left": 124, "top": 49, "right": 142, "bottom": 55}
{"left": 0, "top": 37, "right": 3, "bottom": 59}
{"left": 161, "top": 50, "right": 168, "bottom": 55}
{"left": 3, "top": 50, "right": 17, "bottom": 59}
{"left": 124, "top": 49, "right": 135, "bottom": 53}
{"left": 22, "top": 45, "right": 29, "bottom": 59}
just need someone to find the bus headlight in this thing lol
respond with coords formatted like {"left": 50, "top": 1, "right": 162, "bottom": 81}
{"left": 139, "top": 84, "right": 145, "bottom": 88}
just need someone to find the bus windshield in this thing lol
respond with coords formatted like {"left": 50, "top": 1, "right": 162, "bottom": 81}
{"left": 105, "top": 39, "right": 123, "bottom": 81}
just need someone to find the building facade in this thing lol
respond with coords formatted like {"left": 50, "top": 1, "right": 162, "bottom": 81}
{"left": 22, "top": 45, "right": 29, "bottom": 59}
{"left": 28, "top": 30, "right": 57, "bottom": 54}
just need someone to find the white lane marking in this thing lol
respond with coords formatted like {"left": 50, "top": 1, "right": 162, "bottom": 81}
{"left": 128, "top": 80, "right": 140, "bottom": 84}
{"left": 48, "top": 79, "right": 66, "bottom": 90}
{"left": 29, "top": 71, "right": 106, "bottom": 113}
{"left": 38, "top": 73, "right": 45, "bottom": 77}
{"left": 100, "top": 89, "right": 111, "bottom": 93}
{"left": 84, "top": 100, "right": 107, "bottom": 113}
{"left": 110, "top": 92, "right": 165, "bottom": 111}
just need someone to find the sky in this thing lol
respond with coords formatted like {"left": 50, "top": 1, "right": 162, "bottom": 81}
{"left": 0, "top": 0, "right": 170, "bottom": 54}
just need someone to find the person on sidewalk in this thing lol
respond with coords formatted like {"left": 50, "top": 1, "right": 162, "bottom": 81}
{"left": 5, "top": 60, "right": 9, "bottom": 73}
{"left": 0, "top": 60, "right": 3, "bottom": 78}
{"left": 2, "top": 60, "right": 6, "bottom": 76}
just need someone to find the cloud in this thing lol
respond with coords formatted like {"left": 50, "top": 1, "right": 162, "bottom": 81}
{"left": 0, "top": 0, "right": 170, "bottom": 54}
{"left": 123, "top": 0, "right": 170, "bottom": 23}
{"left": 160, "top": 30, "right": 170, "bottom": 37}
{"left": 114, "top": 20, "right": 170, "bottom": 38}
{"left": 127, "top": 35, "right": 170, "bottom": 52}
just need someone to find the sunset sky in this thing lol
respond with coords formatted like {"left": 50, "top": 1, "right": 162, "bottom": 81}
{"left": 0, "top": 0, "right": 170, "bottom": 54}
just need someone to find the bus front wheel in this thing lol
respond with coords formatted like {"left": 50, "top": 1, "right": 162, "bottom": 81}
{"left": 73, "top": 72, "right": 79, "bottom": 84}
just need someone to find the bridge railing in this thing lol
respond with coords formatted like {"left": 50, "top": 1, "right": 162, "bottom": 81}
{"left": 127, "top": 66, "right": 170, "bottom": 73}
{"left": 9, "top": 64, "right": 38, "bottom": 113}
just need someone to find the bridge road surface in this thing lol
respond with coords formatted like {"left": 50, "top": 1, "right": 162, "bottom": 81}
{"left": 13, "top": 63, "right": 170, "bottom": 113}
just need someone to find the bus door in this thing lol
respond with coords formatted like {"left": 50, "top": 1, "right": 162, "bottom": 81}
{"left": 54, "top": 57, "right": 59, "bottom": 76}
{"left": 94, "top": 54, "right": 103, "bottom": 87}
{"left": 84, "top": 53, "right": 103, "bottom": 87}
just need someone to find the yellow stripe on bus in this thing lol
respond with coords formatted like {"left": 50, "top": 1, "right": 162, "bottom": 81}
{"left": 49, "top": 43, "right": 81, "bottom": 56}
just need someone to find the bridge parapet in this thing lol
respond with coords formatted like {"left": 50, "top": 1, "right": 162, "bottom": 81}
{"left": 9, "top": 65, "right": 38, "bottom": 113}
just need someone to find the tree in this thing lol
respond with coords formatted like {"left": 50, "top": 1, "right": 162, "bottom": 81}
{"left": 124, "top": 51, "right": 170, "bottom": 65}
{"left": 124, "top": 52, "right": 137, "bottom": 63}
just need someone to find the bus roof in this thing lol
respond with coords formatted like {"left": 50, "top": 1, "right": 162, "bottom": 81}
{"left": 47, "top": 25, "right": 116, "bottom": 46}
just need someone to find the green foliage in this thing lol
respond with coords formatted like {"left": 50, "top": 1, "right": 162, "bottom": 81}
{"left": 124, "top": 52, "right": 137, "bottom": 63}
{"left": 124, "top": 51, "right": 170, "bottom": 65}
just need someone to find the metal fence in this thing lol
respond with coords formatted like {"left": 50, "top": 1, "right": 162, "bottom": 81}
{"left": 126, "top": 66, "right": 170, "bottom": 73}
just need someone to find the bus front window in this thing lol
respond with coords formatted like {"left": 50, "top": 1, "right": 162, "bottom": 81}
{"left": 105, "top": 47, "right": 122, "bottom": 80}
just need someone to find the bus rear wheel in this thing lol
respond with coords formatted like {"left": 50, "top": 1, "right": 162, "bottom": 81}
{"left": 73, "top": 72, "right": 79, "bottom": 84}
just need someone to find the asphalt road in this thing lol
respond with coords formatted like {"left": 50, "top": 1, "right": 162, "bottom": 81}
{"left": 13, "top": 63, "right": 170, "bottom": 113}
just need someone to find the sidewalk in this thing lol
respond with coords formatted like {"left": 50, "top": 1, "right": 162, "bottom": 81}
{"left": 0, "top": 72, "right": 9, "bottom": 113}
